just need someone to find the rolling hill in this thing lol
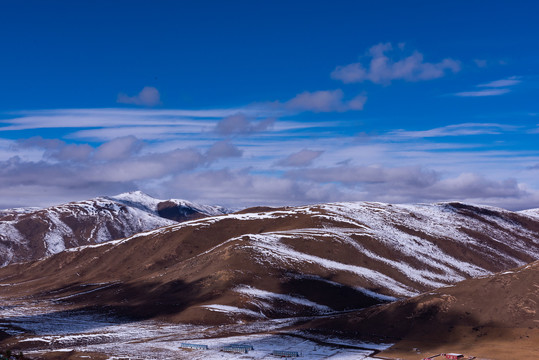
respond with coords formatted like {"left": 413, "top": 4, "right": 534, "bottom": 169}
{"left": 1, "top": 201, "right": 538, "bottom": 325}
{"left": 298, "top": 260, "right": 539, "bottom": 359}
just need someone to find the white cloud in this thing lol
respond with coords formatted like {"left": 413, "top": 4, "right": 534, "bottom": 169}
{"left": 205, "top": 140, "right": 243, "bottom": 161}
{"left": 454, "top": 89, "right": 511, "bottom": 97}
{"left": 427, "top": 173, "right": 523, "bottom": 199}
{"left": 0, "top": 136, "right": 250, "bottom": 208}
{"left": 0, "top": 108, "right": 283, "bottom": 144}
{"left": 285, "top": 164, "right": 535, "bottom": 209}
{"left": 331, "top": 43, "right": 460, "bottom": 84}
{"left": 346, "top": 94, "right": 368, "bottom": 110}
{"left": 388, "top": 123, "right": 516, "bottom": 138}
{"left": 287, "top": 165, "right": 439, "bottom": 188}
{"left": 285, "top": 89, "right": 367, "bottom": 112}
{"left": 94, "top": 136, "right": 144, "bottom": 160}
{"left": 474, "top": 59, "right": 487, "bottom": 68}
{"left": 17, "top": 136, "right": 93, "bottom": 161}
{"left": 2, "top": 132, "right": 539, "bottom": 210}
{"left": 477, "top": 76, "right": 521, "bottom": 88}
{"left": 70, "top": 126, "right": 194, "bottom": 141}
{"left": 117, "top": 86, "right": 162, "bottom": 106}
{"left": 215, "top": 113, "right": 275, "bottom": 135}
{"left": 159, "top": 168, "right": 344, "bottom": 207}
{"left": 51, "top": 143, "right": 94, "bottom": 161}
{"left": 454, "top": 76, "right": 521, "bottom": 97}
{"left": 2, "top": 104, "right": 539, "bottom": 211}
{"left": 85, "top": 148, "right": 205, "bottom": 182}
{"left": 277, "top": 149, "right": 324, "bottom": 167}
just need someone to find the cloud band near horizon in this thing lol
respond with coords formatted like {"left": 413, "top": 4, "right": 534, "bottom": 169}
{"left": 1, "top": 105, "right": 539, "bottom": 211}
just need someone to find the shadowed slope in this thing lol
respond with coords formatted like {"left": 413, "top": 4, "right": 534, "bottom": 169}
{"left": 299, "top": 260, "right": 539, "bottom": 359}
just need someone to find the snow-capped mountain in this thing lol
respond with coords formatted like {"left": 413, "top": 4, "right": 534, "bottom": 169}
{"left": 0, "top": 191, "right": 230, "bottom": 266}
{"left": 108, "top": 191, "right": 230, "bottom": 221}
{"left": 1, "top": 201, "right": 538, "bottom": 325}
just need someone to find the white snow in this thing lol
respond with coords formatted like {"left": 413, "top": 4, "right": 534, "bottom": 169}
{"left": 519, "top": 208, "right": 539, "bottom": 218}
{"left": 54, "top": 282, "right": 120, "bottom": 301}
{"left": 355, "top": 287, "right": 398, "bottom": 302}
{"left": 42, "top": 211, "right": 72, "bottom": 255}
{"left": 236, "top": 232, "right": 417, "bottom": 297}
{"left": 200, "top": 304, "right": 266, "bottom": 318}
{"left": 235, "top": 285, "right": 333, "bottom": 313}
{"left": 109, "top": 191, "right": 230, "bottom": 216}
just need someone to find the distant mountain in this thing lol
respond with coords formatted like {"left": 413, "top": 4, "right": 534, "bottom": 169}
{"left": 108, "top": 191, "right": 230, "bottom": 222}
{"left": 0, "top": 191, "right": 230, "bottom": 266}
{"left": 1, "top": 201, "right": 537, "bottom": 325}
{"left": 518, "top": 207, "right": 539, "bottom": 218}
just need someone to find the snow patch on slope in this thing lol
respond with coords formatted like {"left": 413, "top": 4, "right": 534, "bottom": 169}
{"left": 200, "top": 304, "right": 266, "bottom": 318}
{"left": 236, "top": 285, "right": 333, "bottom": 313}
{"left": 236, "top": 232, "right": 416, "bottom": 297}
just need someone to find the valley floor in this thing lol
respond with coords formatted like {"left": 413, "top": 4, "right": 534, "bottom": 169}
{"left": 0, "top": 299, "right": 390, "bottom": 360}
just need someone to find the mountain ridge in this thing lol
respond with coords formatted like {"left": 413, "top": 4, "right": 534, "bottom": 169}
{"left": 1, "top": 200, "right": 537, "bottom": 325}
{"left": 0, "top": 191, "right": 230, "bottom": 266}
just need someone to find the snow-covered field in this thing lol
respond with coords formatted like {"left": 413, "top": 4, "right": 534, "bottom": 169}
{"left": 0, "top": 300, "right": 390, "bottom": 360}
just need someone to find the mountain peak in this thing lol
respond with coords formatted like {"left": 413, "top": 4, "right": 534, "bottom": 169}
{"left": 106, "top": 191, "right": 163, "bottom": 213}
{"left": 110, "top": 190, "right": 233, "bottom": 227}
{"left": 110, "top": 190, "right": 156, "bottom": 201}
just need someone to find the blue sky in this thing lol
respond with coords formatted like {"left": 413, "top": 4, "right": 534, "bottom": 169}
{"left": 1, "top": 1, "right": 539, "bottom": 209}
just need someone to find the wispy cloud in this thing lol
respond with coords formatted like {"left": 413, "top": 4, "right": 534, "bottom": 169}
{"left": 389, "top": 123, "right": 516, "bottom": 138}
{"left": 117, "top": 86, "right": 162, "bottom": 106}
{"left": 477, "top": 76, "right": 521, "bottom": 88}
{"left": 0, "top": 105, "right": 340, "bottom": 141}
{"left": 331, "top": 42, "right": 460, "bottom": 84}
{"left": 0, "top": 108, "right": 279, "bottom": 142}
{"left": 454, "top": 76, "right": 521, "bottom": 97}
{"left": 454, "top": 89, "right": 511, "bottom": 97}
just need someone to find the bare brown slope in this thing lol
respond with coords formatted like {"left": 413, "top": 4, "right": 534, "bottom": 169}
{"left": 0, "top": 202, "right": 538, "bottom": 326}
{"left": 299, "top": 260, "right": 539, "bottom": 359}
{"left": 0, "top": 210, "right": 330, "bottom": 322}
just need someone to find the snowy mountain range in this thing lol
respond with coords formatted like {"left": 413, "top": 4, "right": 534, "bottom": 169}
{"left": 1, "top": 200, "right": 538, "bottom": 322}
{"left": 1, "top": 199, "right": 539, "bottom": 359}
{"left": 0, "top": 191, "right": 230, "bottom": 266}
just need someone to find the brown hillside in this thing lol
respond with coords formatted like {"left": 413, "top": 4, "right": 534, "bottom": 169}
{"left": 0, "top": 201, "right": 538, "bottom": 327}
{"left": 299, "top": 260, "right": 539, "bottom": 359}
